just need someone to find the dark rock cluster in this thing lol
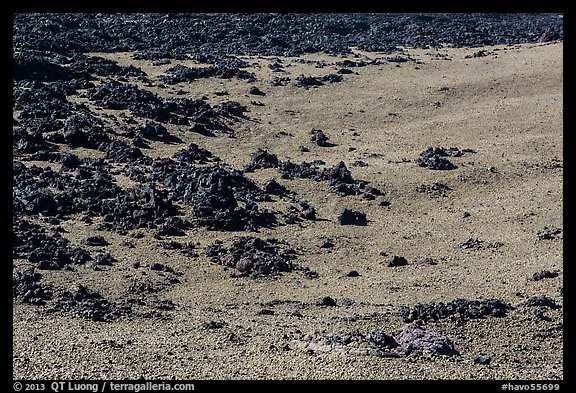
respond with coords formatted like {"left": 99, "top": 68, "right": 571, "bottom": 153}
{"left": 14, "top": 14, "right": 562, "bottom": 59}
{"left": 205, "top": 237, "right": 298, "bottom": 277}
{"left": 416, "top": 147, "right": 474, "bottom": 170}
{"left": 151, "top": 160, "right": 274, "bottom": 231}
{"left": 400, "top": 298, "right": 511, "bottom": 323}
{"left": 13, "top": 267, "right": 52, "bottom": 305}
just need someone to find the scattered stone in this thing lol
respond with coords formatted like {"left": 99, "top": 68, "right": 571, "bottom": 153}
{"left": 455, "top": 238, "right": 483, "bottom": 250}
{"left": 257, "top": 309, "right": 275, "bottom": 315}
{"left": 417, "top": 153, "right": 456, "bottom": 170}
{"left": 518, "top": 295, "right": 560, "bottom": 309}
{"left": 277, "top": 161, "right": 319, "bottom": 179}
{"left": 244, "top": 149, "right": 279, "bottom": 172}
{"left": 151, "top": 162, "right": 273, "bottom": 231}
{"left": 416, "top": 182, "right": 452, "bottom": 198}
{"left": 472, "top": 354, "right": 492, "bottom": 365}
{"left": 295, "top": 75, "right": 324, "bottom": 88}
{"left": 387, "top": 255, "right": 408, "bottom": 267}
{"left": 317, "top": 296, "right": 337, "bottom": 307}
{"left": 319, "top": 239, "right": 335, "bottom": 248}
{"left": 318, "top": 161, "right": 383, "bottom": 198}
{"left": 415, "top": 257, "right": 438, "bottom": 266}
{"left": 366, "top": 329, "right": 398, "bottom": 349}
{"left": 82, "top": 235, "right": 109, "bottom": 246}
{"left": 309, "top": 129, "right": 331, "bottom": 147}
{"left": 49, "top": 284, "right": 128, "bottom": 322}
{"left": 149, "top": 262, "right": 165, "bottom": 271}
{"left": 537, "top": 227, "right": 562, "bottom": 240}
{"left": 92, "top": 253, "right": 116, "bottom": 268}
{"left": 337, "top": 68, "right": 354, "bottom": 74}
{"left": 249, "top": 86, "right": 266, "bottom": 96}
{"left": 345, "top": 270, "right": 360, "bottom": 277}
{"left": 206, "top": 237, "right": 297, "bottom": 277}
{"left": 283, "top": 201, "right": 317, "bottom": 223}
{"left": 200, "top": 320, "right": 227, "bottom": 329}
{"left": 298, "top": 201, "right": 316, "bottom": 218}
{"left": 138, "top": 121, "right": 170, "bottom": 141}
{"left": 263, "top": 177, "right": 289, "bottom": 196}
{"left": 269, "top": 76, "right": 290, "bottom": 86}
{"left": 401, "top": 298, "right": 510, "bottom": 323}
{"left": 350, "top": 160, "right": 368, "bottom": 167}
{"left": 338, "top": 208, "right": 367, "bottom": 225}
{"left": 292, "top": 331, "right": 402, "bottom": 358}
{"left": 464, "top": 49, "right": 494, "bottom": 58}
{"left": 172, "top": 143, "right": 220, "bottom": 164}
{"left": 531, "top": 270, "right": 559, "bottom": 281}
{"left": 268, "top": 61, "right": 284, "bottom": 72}
{"left": 37, "top": 260, "right": 63, "bottom": 270}
{"left": 416, "top": 147, "right": 472, "bottom": 170}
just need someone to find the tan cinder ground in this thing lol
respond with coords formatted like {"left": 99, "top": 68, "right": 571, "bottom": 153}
{"left": 13, "top": 42, "right": 563, "bottom": 380}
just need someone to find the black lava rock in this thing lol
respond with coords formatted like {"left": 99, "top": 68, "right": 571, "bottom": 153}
{"left": 151, "top": 161, "right": 273, "bottom": 231}
{"left": 207, "top": 237, "right": 296, "bottom": 277}
{"left": 317, "top": 296, "right": 337, "bottom": 307}
{"left": 277, "top": 161, "right": 319, "bottom": 179}
{"left": 473, "top": 354, "right": 492, "bottom": 365}
{"left": 295, "top": 75, "right": 324, "bottom": 88}
{"left": 337, "top": 68, "right": 354, "bottom": 74}
{"left": 318, "top": 161, "right": 383, "bottom": 198}
{"left": 401, "top": 298, "right": 511, "bottom": 323}
{"left": 249, "top": 86, "right": 266, "bottom": 96}
{"left": 366, "top": 329, "right": 399, "bottom": 349}
{"left": 138, "top": 121, "right": 169, "bottom": 141}
{"left": 319, "top": 239, "right": 335, "bottom": 248}
{"left": 519, "top": 295, "right": 560, "bottom": 309}
{"left": 387, "top": 255, "right": 408, "bottom": 267}
{"left": 263, "top": 177, "right": 289, "bottom": 196}
{"left": 50, "top": 284, "right": 128, "bottom": 321}
{"left": 309, "top": 129, "right": 330, "bottom": 147}
{"left": 13, "top": 267, "right": 52, "bottom": 305}
{"left": 172, "top": 143, "right": 220, "bottom": 164}
{"left": 149, "top": 262, "right": 165, "bottom": 271}
{"left": 92, "top": 253, "right": 116, "bottom": 268}
{"left": 14, "top": 14, "right": 562, "bottom": 61}
{"left": 537, "top": 227, "right": 562, "bottom": 240}
{"left": 82, "top": 235, "right": 109, "bottom": 246}
{"left": 531, "top": 270, "right": 559, "bottom": 281}
{"left": 338, "top": 208, "right": 367, "bottom": 225}
{"left": 455, "top": 238, "right": 483, "bottom": 250}
{"left": 416, "top": 146, "right": 476, "bottom": 170}
{"left": 416, "top": 153, "right": 456, "bottom": 170}
{"left": 244, "top": 149, "right": 279, "bottom": 172}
